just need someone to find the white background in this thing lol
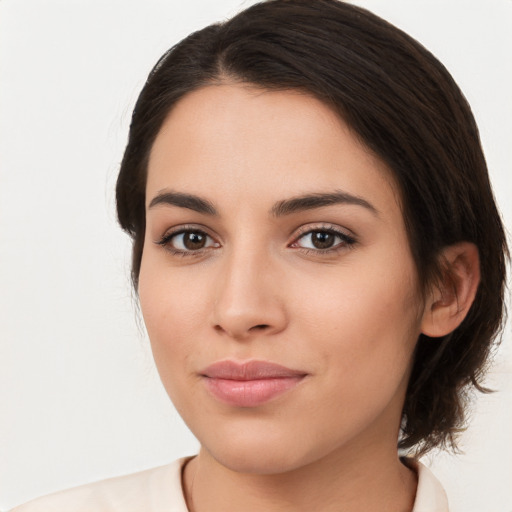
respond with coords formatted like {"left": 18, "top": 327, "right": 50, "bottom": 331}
{"left": 1, "top": 1, "right": 510, "bottom": 510}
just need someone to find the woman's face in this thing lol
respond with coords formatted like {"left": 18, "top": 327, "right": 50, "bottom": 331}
{"left": 139, "top": 83, "right": 427, "bottom": 474}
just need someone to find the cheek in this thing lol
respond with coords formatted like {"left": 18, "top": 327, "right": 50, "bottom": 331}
{"left": 138, "top": 265, "right": 212, "bottom": 423}
{"left": 293, "top": 267, "right": 422, "bottom": 434}
{"left": 297, "top": 257, "right": 422, "bottom": 378}
{"left": 138, "top": 254, "right": 211, "bottom": 368}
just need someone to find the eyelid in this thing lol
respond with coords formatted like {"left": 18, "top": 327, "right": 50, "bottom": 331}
{"left": 291, "top": 222, "right": 355, "bottom": 240}
{"left": 156, "top": 223, "right": 218, "bottom": 241}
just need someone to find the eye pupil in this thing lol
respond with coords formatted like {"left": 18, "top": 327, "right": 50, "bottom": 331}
{"left": 184, "top": 232, "right": 206, "bottom": 250}
{"left": 311, "top": 231, "right": 335, "bottom": 249}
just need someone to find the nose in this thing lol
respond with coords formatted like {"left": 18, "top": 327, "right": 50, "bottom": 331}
{"left": 211, "top": 246, "right": 288, "bottom": 341}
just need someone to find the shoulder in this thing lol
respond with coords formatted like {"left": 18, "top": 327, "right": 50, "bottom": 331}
{"left": 9, "top": 458, "right": 191, "bottom": 512}
{"left": 406, "top": 459, "right": 450, "bottom": 512}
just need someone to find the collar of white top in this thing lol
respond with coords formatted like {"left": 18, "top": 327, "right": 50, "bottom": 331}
{"left": 405, "top": 458, "right": 449, "bottom": 512}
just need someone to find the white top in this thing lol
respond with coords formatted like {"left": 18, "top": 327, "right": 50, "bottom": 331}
{"left": 10, "top": 457, "right": 449, "bottom": 512}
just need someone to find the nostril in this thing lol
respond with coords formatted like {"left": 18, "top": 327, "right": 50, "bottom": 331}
{"left": 213, "top": 323, "right": 270, "bottom": 337}
{"left": 251, "top": 324, "right": 270, "bottom": 331}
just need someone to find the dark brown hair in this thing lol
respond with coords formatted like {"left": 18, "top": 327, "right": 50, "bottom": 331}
{"left": 116, "top": 0, "right": 508, "bottom": 454}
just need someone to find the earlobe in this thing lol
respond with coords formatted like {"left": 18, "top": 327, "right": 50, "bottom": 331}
{"left": 421, "top": 242, "right": 480, "bottom": 338}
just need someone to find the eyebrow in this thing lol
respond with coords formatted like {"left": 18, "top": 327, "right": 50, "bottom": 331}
{"left": 149, "top": 191, "right": 217, "bottom": 215}
{"left": 271, "top": 190, "right": 378, "bottom": 217}
{"left": 148, "top": 189, "right": 378, "bottom": 217}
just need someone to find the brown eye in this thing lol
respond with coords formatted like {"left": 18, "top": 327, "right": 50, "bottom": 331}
{"left": 310, "top": 231, "right": 336, "bottom": 249}
{"left": 182, "top": 232, "right": 207, "bottom": 250}
{"left": 159, "top": 230, "right": 219, "bottom": 253}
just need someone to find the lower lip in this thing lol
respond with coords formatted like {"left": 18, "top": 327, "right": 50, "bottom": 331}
{"left": 203, "top": 376, "right": 305, "bottom": 407}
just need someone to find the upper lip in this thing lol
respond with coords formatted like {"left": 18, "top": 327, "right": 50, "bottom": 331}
{"left": 201, "top": 360, "right": 307, "bottom": 380}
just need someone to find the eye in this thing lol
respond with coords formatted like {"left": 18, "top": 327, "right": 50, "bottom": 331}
{"left": 156, "top": 229, "right": 219, "bottom": 254}
{"left": 291, "top": 227, "right": 356, "bottom": 252}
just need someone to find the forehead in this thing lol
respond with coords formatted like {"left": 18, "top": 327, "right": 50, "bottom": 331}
{"left": 146, "top": 83, "right": 400, "bottom": 217}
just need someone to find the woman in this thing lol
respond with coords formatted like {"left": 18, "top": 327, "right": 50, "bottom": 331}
{"left": 10, "top": 0, "right": 508, "bottom": 510}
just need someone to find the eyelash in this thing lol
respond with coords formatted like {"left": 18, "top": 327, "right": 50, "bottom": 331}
{"left": 155, "top": 224, "right": 357, "bottom": 257}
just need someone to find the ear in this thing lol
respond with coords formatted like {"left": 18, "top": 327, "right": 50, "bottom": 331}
{"left": 421, "top": 242, "right": 480, "bottom": 338}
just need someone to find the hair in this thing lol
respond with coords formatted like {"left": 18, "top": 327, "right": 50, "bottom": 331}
{"left": 116, "top": 0, "right": 508, "bottom": 455}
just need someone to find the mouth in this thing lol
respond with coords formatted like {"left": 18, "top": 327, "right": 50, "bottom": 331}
{"left": 200, "top": 360, "right": 308, "bottom": 407}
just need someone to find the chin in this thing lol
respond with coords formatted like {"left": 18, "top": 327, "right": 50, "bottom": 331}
{"left": 198, "top": 421, "right": 333, "bottom": 476}
{"left": 209, "top": 445, "right": 309, "bottom": 475}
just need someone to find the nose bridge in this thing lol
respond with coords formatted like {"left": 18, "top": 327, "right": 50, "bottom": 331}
{"left": 212, "top": 235, "right": 286, "bottom": 339}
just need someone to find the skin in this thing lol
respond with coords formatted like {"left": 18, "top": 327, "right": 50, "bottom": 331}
{"left": 139, "top": 83, "right": 435, "bottom": 511}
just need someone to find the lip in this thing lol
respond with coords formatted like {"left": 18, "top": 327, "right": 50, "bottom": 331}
{"left": 200, "top": 360, "right": 307, "bottom": 407}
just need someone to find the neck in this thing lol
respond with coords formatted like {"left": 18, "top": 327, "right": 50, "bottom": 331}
{"left": 183, "top": 442, "right": 417, "bottom": 512}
